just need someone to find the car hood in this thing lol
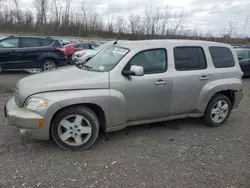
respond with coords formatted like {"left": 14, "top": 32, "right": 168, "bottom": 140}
{"left": 16, "top": 66, "right": 109, "bottom": 105}
{"left": 74, "top": 49, "right": 97, "bottom": 56}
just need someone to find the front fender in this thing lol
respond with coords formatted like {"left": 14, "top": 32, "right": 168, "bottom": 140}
{"left": 32, "top": 89, "right": 111, "bottom": 135}
{"left": 196, "top": 78, "right": 243, "bottom": 113}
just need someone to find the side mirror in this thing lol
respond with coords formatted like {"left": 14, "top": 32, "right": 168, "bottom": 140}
{"left": 238, "top": 56, "right": 243, "bottom": 60}
{"left": 122, "top": 65, "right": 144, "bottom": 77}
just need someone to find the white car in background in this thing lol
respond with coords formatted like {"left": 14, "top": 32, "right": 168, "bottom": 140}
{"left": 72, "top": 40, "right": 128, "bottom": 64}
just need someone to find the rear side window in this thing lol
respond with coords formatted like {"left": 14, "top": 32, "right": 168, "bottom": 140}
{"left": 20, "top": 38, "right": 40, "bottom": 47}
{"left": 209, "top": 47, "right": 235, "bottom": 68}
{"left": 40, "top": 39, "right": 53, "bottom": 46}
{"left": 174, "top": 47, "right": 207, "bottom": 71}
{"left": 52, "top": 40, "right": 63, "bottom": 47}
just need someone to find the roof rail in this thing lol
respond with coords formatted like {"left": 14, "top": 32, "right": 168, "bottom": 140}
{"left": 45, "top": 36, "right": 54, "bottom": 39}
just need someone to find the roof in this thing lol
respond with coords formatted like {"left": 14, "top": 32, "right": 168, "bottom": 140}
{"left": 4, "top": 35, "right": 57, "bottom": 40}
{"left": 234, "top": 48, "right": 250, "bottom": 51}
{"left": 116, "top": 39, "right": 231, "bottom": 50}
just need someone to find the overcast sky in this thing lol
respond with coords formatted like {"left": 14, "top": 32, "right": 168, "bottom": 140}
{"left": 20, "top": 0, "right": 250, "bottom": 36}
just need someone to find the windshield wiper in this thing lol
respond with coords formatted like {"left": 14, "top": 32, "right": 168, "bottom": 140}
{"left": 82, "top": 65, "right": 92, "bottom": 70}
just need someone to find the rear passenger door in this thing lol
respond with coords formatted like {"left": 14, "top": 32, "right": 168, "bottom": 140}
{"left": 170, "top": 46, "right": 210, "bottom": 115}
{"left": 19, "top": 37, "right": 42, "bottom": 68}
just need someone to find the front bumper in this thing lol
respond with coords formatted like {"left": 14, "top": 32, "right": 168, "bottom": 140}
{"left": 5, "top": 97, "right": 50, "bottom": 140}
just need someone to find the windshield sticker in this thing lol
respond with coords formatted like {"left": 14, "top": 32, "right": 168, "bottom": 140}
{"left": 112, "top": 48, "right": 128, "bottom": 55}
{"left": 98, "top": 65, "right": 105, "bottom": 70}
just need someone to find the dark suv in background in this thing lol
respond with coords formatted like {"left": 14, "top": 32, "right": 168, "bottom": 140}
{"left": 0, "top": 36, "right": 67, "bottom": 72}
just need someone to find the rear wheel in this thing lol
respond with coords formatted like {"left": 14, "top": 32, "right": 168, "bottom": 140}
{"left": 203, "top": 94, "right": 232, "bottom": 127}
{"left": 42, "top": 59, "right": 57, "bottom": 71}
{"left": 51, "top": 106, "right": 99, "bottom": 151}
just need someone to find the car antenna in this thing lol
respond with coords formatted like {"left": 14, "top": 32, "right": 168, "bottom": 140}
{"left": 113, "top": 36, "right": 120, "bottom": 45}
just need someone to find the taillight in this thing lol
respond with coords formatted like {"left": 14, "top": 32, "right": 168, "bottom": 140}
{"left": 57, "top": 48, "right": 66, "bottom": 55}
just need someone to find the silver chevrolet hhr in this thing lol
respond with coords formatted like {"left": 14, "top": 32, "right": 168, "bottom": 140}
{"left": 5, "top": 40, "right": 244, "bottom": 151}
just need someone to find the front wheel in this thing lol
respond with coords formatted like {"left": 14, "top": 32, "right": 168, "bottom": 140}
{"left": 42, "top": 59, "right": 57, "bottom": 71}
{"left": 203, "top": 94, "right": 232, "bottom": 127}
{"left": 51, "top": 106, "right": 99, "bottom": 151}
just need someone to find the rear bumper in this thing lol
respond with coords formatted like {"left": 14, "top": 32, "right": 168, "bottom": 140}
{"left": 233, "top": 90, "right": 244, "bottom": 109}
{"left": 5, "top": 97, "right": 50, "bottom": 140}
{"left": 57, "top": 57, "right": 67, "bottom": 66}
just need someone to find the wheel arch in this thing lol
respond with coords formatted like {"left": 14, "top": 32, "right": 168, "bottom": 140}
{"left": 197, "top": 78, "right": 242, "bottom": 113}
{"left": 49, "top": 103, "right": 107, "bottom": 138}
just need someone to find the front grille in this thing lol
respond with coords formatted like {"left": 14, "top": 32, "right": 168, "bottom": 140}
{"left": 14, "top": 87, "right": 20, "bottom": 106}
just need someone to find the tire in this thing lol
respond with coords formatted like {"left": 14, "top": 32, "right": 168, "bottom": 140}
{"left": 85, "top": 57, "right": 91, "bottom": 62}
{"left": 203, "top": 94, "right": 232, "bottom": 127}
{"left": 67, "top": 55, "right": 75, "bottom": 65}
{"left": 42, "top": 59, "right": 57, "bottom": 71}
{"left": 51, "top": 106, "right": 99, "bottom": 151}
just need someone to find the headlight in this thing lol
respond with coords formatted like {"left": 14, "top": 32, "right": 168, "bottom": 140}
{"left": 25, "top": 97, "right": 49, "bottom": 111}
{"left": 77, "top": 52, "right": 85, "bottom": 57}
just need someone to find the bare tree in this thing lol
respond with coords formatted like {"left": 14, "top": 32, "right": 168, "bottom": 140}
{"left": 12, "top": 0, "right": 22, "bottom": 23}
{"left": 33, "top": 0, "right": 49, "bottom": 26}
{"left": 52, "top": 0, "right": 63, "bottom": 30}
{"left": 160, "top": 6, "right": 170, "bottom": 35}
{"left": 128, "top": 13, "right": 142, "bottom": 35}
{"left": 115, "top": 16, "right": 126, "bottom": 34}
{"left": 243, "top": 15, "right": 249, "bottom": 37}
{"left": 81, "top": 1, "right": 94, "bottom": 33}
{"left": 144, "top": 5, "right": 161, "bottom": 35}
{"left": 227, "top": 18, "right": 237, "bottom": 37}
{"left": 171, "top": 11, "right": 188, "bottom": 36}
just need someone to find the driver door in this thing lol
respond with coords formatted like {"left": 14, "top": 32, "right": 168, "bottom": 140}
{"left": 110, "top": 48, "right": 173, "bottom": 123}
{"left": 238, "top": 50, "right": 250, "bottom": 74}
{"left": 0, "top": 37, "right": 20, "bottom": 69}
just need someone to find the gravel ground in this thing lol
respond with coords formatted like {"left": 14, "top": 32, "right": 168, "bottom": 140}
{"left": 0, "top": 73, "right": 249, "bottom": 188}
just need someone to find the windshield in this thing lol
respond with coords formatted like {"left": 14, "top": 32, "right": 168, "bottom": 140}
{"left": 83, "top": 45, "right": 129, "bottom": 72}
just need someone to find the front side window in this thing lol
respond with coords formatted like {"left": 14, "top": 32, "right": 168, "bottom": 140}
{"left": 91, "top": 44, "right": 99, "bottom": 49}
{"left": 20, "top": 38, "right": 40, "bottom": 47}
{"left": 236, "top": 50, "right": 250, "bottom": 60}
{"left": 174, "top": 47, "right": 207, "bottom": 71}
{"left": 79, "top": 43, "right": 90, "bottom": 49}
{"left": 209, "top": 47, "right": 235, "bottom": 68}
{"left": 0, "top": 38, "right": 19, "bottom": 48}
{"left": 83, "top": 45, "right": 129, "bottom": 72}
{"left": 125, "top": 49, "right": 167, "bottom": 74}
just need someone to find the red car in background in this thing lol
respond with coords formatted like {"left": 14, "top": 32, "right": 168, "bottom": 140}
{"left": 65, "top": 42, "right": 100, "bottom": 64}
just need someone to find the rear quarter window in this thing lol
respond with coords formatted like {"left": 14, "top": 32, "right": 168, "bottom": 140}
{"left": 40, "top": 39, "right": 53, "bottom": 47}
{"left": 209, "top": 47, "right": 235, "bottom": 68}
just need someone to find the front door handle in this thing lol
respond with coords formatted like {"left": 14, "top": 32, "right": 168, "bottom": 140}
{"left": 155, "top": 79, "right": 167, "bottom": 85}
{"left": 200, "top": 76, "right": 210, "bottom": 80}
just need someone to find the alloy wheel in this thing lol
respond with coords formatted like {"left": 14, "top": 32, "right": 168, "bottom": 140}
{"left": 43, "top": 61, "right": 56, "bottom": 71}
{"left": 210, "top": 100, "right": 229, "bottom": 123}
{"left": 58, "top": 115, "right": 92, "bottom": 146}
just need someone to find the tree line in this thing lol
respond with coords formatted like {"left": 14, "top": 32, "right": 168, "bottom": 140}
{"left": 0, "top": 0, "right": 249, "bottom": 44}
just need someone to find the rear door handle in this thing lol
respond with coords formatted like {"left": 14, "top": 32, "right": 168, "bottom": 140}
{"left": 154, "top": 79, "right": 167, "bottom": 85}
{"left": 200, "top": 76, "right": 210, "bottom": 80}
